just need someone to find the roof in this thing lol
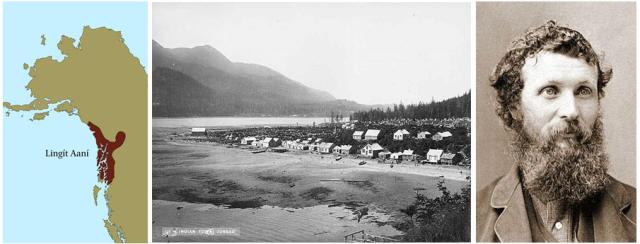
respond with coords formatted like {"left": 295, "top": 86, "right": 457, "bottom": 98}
{"left": 320, "top": 143, "right": 334, "bottom": 148}
{"left": 439, "top": 131, "right": 453, "bottom": 137}
{"left": 418, "top": 131, "right": 431, "bottom": 135}
{"left": 394, "top": 129, "right": 410, "bottom": 135}
{"left": 365, "top": 129, "right": 381, "bottom": 137}
{"left": 441, "top": 153, "right": 456, "bottom": 159}
{"left": 191, "top": 128, "right": 206, "bottom": 132}
{"left": 353, "top": 131, "right": 364, "bottom": 136}
{"left": 402, "top": 149, "right": 414, "bottom": 155}
{"left": 337, "top": 145, "right": 352, "bottom": 150}
{"left": 263, "top": 137, "right": 273, "bottom": 142}
{"left": 427, "top": 149, "right": 444, "bottom": 156}
{"left": 369, "top": 143, "right": 384, "bottom": 151}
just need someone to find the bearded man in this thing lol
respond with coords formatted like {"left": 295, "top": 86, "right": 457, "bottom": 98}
{"left": 476, "top": 20, "right": 636, "bottom": 242}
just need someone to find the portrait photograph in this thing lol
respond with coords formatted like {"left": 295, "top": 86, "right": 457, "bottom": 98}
{"left": 476, "top": 2, "right": 636, "bottom": 242}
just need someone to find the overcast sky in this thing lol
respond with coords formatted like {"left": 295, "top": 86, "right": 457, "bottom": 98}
{"left": 153, "top": 2, "right": 470, "bottom": 105}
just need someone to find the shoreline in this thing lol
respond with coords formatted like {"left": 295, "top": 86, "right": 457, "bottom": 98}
{"left": 153, "top": 128, "right": 470, "bottom": 242}
{"left": 168, "top": 140, "right": 471, "bottom": 182}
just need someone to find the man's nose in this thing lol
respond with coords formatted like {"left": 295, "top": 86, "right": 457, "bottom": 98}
{"left": 557, "top": 93, "right": 579, "bottom": 121}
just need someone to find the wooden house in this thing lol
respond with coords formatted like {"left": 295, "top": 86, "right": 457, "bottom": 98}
{"left": 426, "top": 149, "right": 443, "bottom": 163}
{"left": 360, "top": 143, "right": 384, "bottom": 158}
{"left": 353, "top": 131, "right": 365, "bottom": 141}
{"left": 191, "top": 128, "right": 206, "bottom": 136}
{"left": 364, "top": 129, "right": 381, "bottom": 141}
{"left": 393, "top": 129, "right": 411, "bottom": 141}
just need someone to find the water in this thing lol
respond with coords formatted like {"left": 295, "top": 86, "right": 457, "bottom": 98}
{"left": 4, "top": 111, "right": 112, "bottom": 242}
{"left": 153, "top": 117, "right": 349, "bottom": 128}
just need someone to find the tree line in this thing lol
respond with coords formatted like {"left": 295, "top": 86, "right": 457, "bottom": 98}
{"left": 351, "top": 91, "right": 471, "bottom": 121}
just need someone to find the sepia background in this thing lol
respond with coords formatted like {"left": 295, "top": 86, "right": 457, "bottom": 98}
{"left": 476, "top": 2, "right": 636, "bottom": 189}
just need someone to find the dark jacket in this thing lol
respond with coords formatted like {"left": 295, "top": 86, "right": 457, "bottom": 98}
{"left": 477, "top": 165, "right": 636, "bottom": 242}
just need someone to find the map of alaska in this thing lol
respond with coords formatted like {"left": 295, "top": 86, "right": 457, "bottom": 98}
{"left": 4, "top": 26, "right": 147, "bottom": 242}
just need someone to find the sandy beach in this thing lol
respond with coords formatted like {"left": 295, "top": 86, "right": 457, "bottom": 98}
{"left": 152, "top": 128, "right": 470, "bottom": 242}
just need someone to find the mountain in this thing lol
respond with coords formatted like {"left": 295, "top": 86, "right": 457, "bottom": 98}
{"left": 152, "top": 40, "right": 368, "bottom": 117}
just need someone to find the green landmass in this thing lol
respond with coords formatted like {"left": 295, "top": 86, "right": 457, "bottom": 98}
{"left": 31, "top": 111, "right": 49, "bottom": 121}
{"left": 54, "top": 101, "right": 75, "bottom": 115}
{"left": 104, "top": 220, "right": 124, "bottom": 243}
{"left": 4, "top": 98, "right": 50, "bottom": 111}
{"left": 23, "top": 63, "right": 29, "bottom": 70}
{"left": 93, "top": 185, "right": 101, "bottom": 206}
{"left": 40, "top": 34, "right": 46, "bottom": 46}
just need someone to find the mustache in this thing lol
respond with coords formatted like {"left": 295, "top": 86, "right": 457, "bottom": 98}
{"left": 544, "top": 119, "right": 592, "bottom": 144}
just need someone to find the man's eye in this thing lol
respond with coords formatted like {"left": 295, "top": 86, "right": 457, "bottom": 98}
{"left": 577, "top": 87, "right": 593, "bottom": 96}
{"left": 540, "top": 87, "right": 558, "bottom": 97}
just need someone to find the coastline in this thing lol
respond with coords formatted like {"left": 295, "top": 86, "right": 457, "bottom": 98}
{"left": 169, "top": 140, "right": 470, "bottom": 182}
{"left": 152, "top": 127, "right": 470, "bottom": 242}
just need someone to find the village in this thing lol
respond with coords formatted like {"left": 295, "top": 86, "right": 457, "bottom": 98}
{"left": 182, "top": 117, "right": 471, "bottom": 168}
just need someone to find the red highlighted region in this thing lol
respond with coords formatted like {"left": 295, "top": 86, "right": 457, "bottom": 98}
{"left": 88, "top": 122, "right": 126, "bottom": 185}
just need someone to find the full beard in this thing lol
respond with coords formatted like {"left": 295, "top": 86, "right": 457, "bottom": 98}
{"left": 511, "top": 116, "right": 610, "bottom": 204}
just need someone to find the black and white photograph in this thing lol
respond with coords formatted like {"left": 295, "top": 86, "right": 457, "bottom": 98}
{"left": 151, "top": 2, "right": 470, "bottom": 242}
{"left": 475, "top": 2, "right": 636, "bottom": 242}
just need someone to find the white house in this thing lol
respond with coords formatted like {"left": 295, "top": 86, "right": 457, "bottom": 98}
{"left": 341, "top": 145, "right": 357, "bottom": 154}
{"left": 337, "top": 145, "right": 357, "bottom": 154}
{"left": 391, "top": 152, "right": 403, "bottom": 160}
{"left": 342, "top": 123, "right": 356, "bottom": 130}
{"left": 426, "top": 149, "right": 444, "bottom": 163}
{"left": 417, "top": 131, "right": 431, "bottom": 139}
{"left": 262, "top": 138, "right": 281, "bottom": 148}
{"left": 393, "top": 129, "right": 411, "bottom": 141}
{"left": 241, "top": 137, "right": 256, "bottom": 145}
{"left": 332, "top": 145, "right": 342, "bottom": 154}
{"left": 402, "top": 149, "right": 416, "bottom": 161}
{"left": 191, "top": 128, "right": 206, "bottom": 136}
{"left": 353, "top": 131, "right": 365, "bottom": 141}
{"left": 440, "top": 131, "right": 453, "bottom": 138}
{"left": 361, "top": 143, "right": 384, "bottom": 158}
{"left": 440, "top": 153, "right": 456, "bottom": 165}
{"left": 252, "top": 140, "right": 262, "bottom": 147}
{"left": 296, "top": 143, "right": 309, "bottom": 150}
{"left": 378, "top": 150, "right": 392, "bottom": 159}
{"left": 432, "top": 133, "right": 443, "bottom": 141}
{"left": 364, "top": 129, "right": 381, "bottom": 141}
{"left": 319, "top": 143, "right": 336, "bottom": 154}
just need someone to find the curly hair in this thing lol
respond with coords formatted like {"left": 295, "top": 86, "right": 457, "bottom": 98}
{"left": 490, "top": 20, "right": 612, "bottom": 131}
